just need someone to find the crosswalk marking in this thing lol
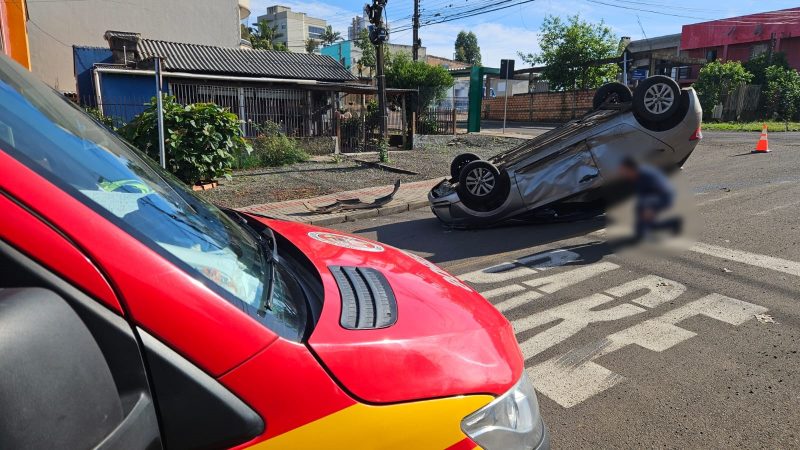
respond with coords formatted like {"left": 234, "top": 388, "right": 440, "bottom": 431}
{"left": 528, "top": 293, "right": 768, "bottom": 408}
{"left": 455, "top": 241, "right": 790, "bottom": 408}
{"left": 690, "top": 242, "right": 800, "bottom": 278}
{"left": 523, "top": 262, "right": 619, "bottom": 294}
{"left": 495, "top": 291, "right": 543, "bottom": 313}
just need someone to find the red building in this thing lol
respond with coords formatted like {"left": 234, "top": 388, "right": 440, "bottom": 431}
{"left": 681, "top": 7, "right": 800, "bottom": 70}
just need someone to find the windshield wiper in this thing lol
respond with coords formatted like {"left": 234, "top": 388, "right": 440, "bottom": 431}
{"left": 256, "top": 227, "right": 278, "bottom": 316}
{"left": 224, "top": 209, "right": 278, "bottom": 314}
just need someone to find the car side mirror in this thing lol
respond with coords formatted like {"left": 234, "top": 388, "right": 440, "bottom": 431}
{"left": 0, "top": 288, "right": 158, "bottom": 449}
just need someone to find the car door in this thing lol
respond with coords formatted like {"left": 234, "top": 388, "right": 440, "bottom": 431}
{"left": 514, "top": 140, "right": 604, "bottom": 209}
{"left": 0, "top": 190, "right": 264, "bottom": 450}
{"left": 588, "top": 123, "right": 675, "bottom": 174}
{"left": 0, "top": 193, "right": 163, "bottom": 449}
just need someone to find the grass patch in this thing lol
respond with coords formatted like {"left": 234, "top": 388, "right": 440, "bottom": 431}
{"left": 703, "top": 121, "right": 800, "bottom": 132}
{"left": 234, "top": 122, "right": 310, "bottom": 169}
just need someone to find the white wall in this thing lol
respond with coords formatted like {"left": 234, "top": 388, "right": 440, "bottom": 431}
{"left": 26, "top": 0, "right": 242, "bottom": 91}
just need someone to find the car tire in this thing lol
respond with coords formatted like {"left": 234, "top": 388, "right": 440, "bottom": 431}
{"left": 450, "top": 153, "right": 481, "bottom": 180}
{"left": 457, "top": 160, "right": 510, "bottom": 211}
{"left": 593, "top": 82, "right": 632, "bottom": 109}
{"left": 633, "top": 76, "right": 681, "bottom": 122}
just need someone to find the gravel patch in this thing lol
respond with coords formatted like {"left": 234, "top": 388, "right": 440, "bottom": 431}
{"left": 198, "top": 134, "right": 527, "bottom": 208}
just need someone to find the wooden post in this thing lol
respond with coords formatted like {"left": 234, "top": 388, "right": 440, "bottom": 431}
{"left": 411, "top": 112, "right": 416, "bottom": 149}
{"left": 401, "top": 94, "right": 408, "bottom": 148}
{"left": 452, "top": 108, "right": 457, "bottom": 135}
{"left": 335, "top": 116, "right": 341, "bottom": 154}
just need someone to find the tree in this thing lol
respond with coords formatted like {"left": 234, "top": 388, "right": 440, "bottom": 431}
{"left": 454, "top": 31, "right": 481, "bottom": 65}
{"left": 743, "top": 51, "right": 789, "bottom": 86}
{"left": 248, "top": 20, "right": 287, "bottom": 51}
{"left": 763, "top": 65, "right": 800, "bottom": 123}
{"left": 320, "top": 25, "right": 342, "bottom": 46}
{"left": 693, "top": 60, "right": 753, "bottom": 115}
{"left": 386, "top": 52, "right": 454, "bottom": 114}
{"left": 354, "top": 29, "right": 376, "bottom": 77}
{"left": 305, "top": 39, "right": 320, "bottom": 54}
{"left": 518, "top": 15, "right": 619, "bottom": 91}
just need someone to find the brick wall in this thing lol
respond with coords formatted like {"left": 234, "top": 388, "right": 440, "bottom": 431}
{"left": 482, "top": 89, "right": 596, "bottom": 122}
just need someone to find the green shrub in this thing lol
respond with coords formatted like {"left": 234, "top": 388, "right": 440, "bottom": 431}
{"left": 120, "top": 96, "right": 250, "bottom": 184}
{"left": 84, "top": 106, "right": 117, "bottom": 129}
{"left": 693, "top": 61, "right": 753, "bottom": 117}
{"left": 763, "top": 65, "right": 800, "bottom": 122}
{"left": 247, "top": 121, "right": 309, "bottom": 167}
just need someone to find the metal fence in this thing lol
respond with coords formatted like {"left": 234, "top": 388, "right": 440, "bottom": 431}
{"left": 336, "top": 92, "right": 411, "bottom": 153}
{"left": 417, "top": 108, "right": 457, "bottom": 135}
{"left": 83, "top": 84, "right": 428, "bottom": 153}
{"left": 171, "top": 82, "right": 334, "bottom": 138}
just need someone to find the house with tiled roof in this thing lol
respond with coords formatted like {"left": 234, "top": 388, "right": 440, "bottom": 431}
{"left": 73, "top": 30, "right": 407, "bottom": 141}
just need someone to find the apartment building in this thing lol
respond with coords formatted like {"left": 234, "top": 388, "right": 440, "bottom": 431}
{"left": 257, "top": 5, "right": 327, "bottom": 53}
{"left": 348, "top": 16, "right": 368, "bottom": 41}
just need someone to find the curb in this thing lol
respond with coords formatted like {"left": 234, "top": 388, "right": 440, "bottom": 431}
{"left": 243, "top": 178, "right": 443, "bottom": 227}
{"left": 308, "top": 199, "right": 430, "bottom": 226}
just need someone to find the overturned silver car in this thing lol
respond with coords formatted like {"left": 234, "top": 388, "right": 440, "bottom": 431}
{"left": 428, "top": 76, "right": 703, "bottom": 228}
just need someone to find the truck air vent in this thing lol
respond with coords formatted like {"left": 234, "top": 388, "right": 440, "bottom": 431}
{"left": 329, "top": 266, "right": 397, "bottom": 330}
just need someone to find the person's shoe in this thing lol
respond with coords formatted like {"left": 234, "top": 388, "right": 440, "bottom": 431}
{"left": 671, "top": 218, "right": 684, "bottom": 236}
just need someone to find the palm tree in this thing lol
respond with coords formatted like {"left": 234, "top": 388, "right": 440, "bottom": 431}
{"left": 320, "top": 26, "right": 342, "bottom": 46}
{"left": 249, "top": 20, "right": 286, "bottom": 51}
{"left": 305, "top": 39, "right": 320, "bottom": 54}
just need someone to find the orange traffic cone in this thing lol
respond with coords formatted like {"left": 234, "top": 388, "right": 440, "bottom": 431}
{"left": 753, "top": 124, "right": 770, "bottom": 153}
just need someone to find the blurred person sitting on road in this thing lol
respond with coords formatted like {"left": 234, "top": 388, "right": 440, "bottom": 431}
{"left": 619, "top": 156, "right": 682, "bottom": 241}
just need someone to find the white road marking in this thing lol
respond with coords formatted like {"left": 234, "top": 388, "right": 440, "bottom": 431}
{"left": 495, "top": 291, "right": 543, "bottom": 313}
{"left": 754, "top": 199, "right": 800, "bottom": 216}
{"left": 523, "top": 262, "right": 620, "bottom": 294}
{"left": 516, "top": 293, "right": 644, "bottom": 358}
{"left": 514, "top": 274, "right": 684, "bottom": 358}
{"left": 528, "top": 293, "right": 767, "bottom": 408}
{"left": 605, "top": 275, "right": 687, "bottom": 308}
{"left": 695, "top": 180, "right": 795, "bottom": 207}
{"left": 690, "top": 242, "right": 800, "bottom": 278}
{"left": 481, "top": 284, "right": 526, "bottom": 299}
{"left": 459, "top": 249, "right": 580, "bottom": 284}
{"left": 460, "top": 264, "right": 538, "bottom": 284}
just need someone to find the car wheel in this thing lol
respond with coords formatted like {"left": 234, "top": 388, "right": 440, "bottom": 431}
{"left": 633, "top": 76, "right": 681, "bottom": 122}
{"left": 593, "top": 82, "right": 632, "bottom": 110}
{"left": 450, "top": 152, "right": 481, "bottom": 180}
{"left": 457, "top": 160, "right": 510, "bottom": 211}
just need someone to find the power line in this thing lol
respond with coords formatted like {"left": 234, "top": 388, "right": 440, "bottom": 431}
{"left": 585, "top": 0, "right": 800, "bottom": 25}
{"left": 391, "top": 0, "right": 539, "bottom": 33}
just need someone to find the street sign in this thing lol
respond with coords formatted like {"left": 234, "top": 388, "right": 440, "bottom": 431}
{"left": 632, "top": 68, "right": 648, "bottom": 80}
{"left": 500, "top": 59, "right": 515, "bottom": 79}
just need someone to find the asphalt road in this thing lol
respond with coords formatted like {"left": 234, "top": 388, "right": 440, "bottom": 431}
{"left": 332, "top": 131, "right": 800, "bottom": 448}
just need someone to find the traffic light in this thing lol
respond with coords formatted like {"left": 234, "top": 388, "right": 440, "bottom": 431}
{"left": 368, "top": 25, "right": 389, "bottom": 44}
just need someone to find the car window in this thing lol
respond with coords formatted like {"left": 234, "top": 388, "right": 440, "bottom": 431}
{"left": 0, "top": 55, "right": 306, "bottom": 341}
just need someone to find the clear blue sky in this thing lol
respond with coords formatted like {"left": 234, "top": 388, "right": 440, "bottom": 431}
{"left": 247, "top": 0, "right": 800, "bottom": 67}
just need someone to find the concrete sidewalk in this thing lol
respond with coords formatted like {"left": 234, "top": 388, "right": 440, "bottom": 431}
{"left": 240, "top": 177, "right": 442, "bottom": 226}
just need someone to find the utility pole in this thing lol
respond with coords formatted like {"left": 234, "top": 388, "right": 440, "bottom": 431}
{"left": 365, "top": 0, "right": 389, "bottom": 140}
{"left": 412, "top": 0, "right": 420, "bottom": 61}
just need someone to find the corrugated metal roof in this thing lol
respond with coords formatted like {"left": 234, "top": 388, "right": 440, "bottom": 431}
{"left": 626, "top": 34, "right": 682, "bottom": 53}
{"left": 137, "top": 39, "right": 356, "bottom": 82}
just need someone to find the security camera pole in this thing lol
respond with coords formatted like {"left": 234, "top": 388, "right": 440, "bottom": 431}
{"left": 365, "top": 0, "right": 389, "bottom": 139}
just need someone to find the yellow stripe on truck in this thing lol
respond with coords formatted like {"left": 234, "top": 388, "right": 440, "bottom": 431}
{"left": 249, "top": 395, "right": 493, "bottom": 450}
